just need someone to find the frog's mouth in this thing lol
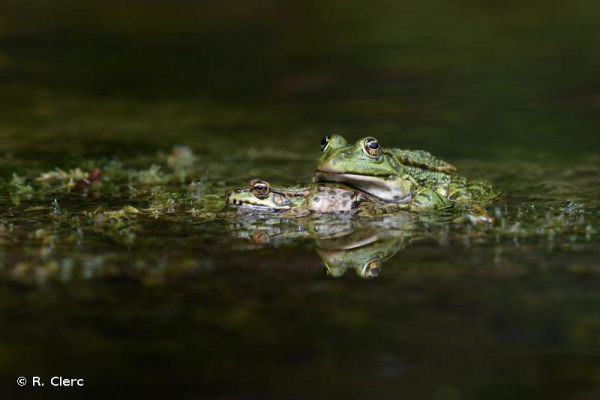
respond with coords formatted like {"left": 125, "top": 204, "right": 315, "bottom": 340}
{"left": 226, "top": 191, "right": 291, "bottom": 212}
{"left": 313, "top": 172, "right": 412, "bottom": 204}
{"left": 227, "top": 200, "right": 289, "bottom": 213}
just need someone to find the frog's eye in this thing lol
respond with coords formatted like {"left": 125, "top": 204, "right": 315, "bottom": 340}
{"left": 320, "top": 135, "right": 331, "bottom": 153}
{"left": 362, "top": 257, "right": 382, "bottom": 278}
{"left": 363, "top": 137, "right": 382, "bottom": 158}
{"left": 251, "top": 181, "right": 271, "bottom": 198}
{"left": 252, "top": 231, "right": 271, "bottom": 244}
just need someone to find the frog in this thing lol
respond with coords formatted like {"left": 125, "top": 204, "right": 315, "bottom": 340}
{"left": 313, "top": 134, "right": 498, "bottom": 208}
{"left": 226, "top": 179, "right": 384, "bottom": 216}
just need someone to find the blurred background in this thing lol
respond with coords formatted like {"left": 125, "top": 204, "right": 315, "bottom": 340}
{"left": 0, "top": 1, "right": 600, "bottom": 399}
{"left": 0, "top": 0, "right": 599, "bottom": 165}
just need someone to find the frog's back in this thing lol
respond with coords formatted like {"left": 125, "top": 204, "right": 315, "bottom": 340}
{"left": 387, "top": 148, "right": 457, "bottom": 173}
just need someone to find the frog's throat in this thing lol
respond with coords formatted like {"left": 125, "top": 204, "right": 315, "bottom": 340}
{"left": 313, "top": 172, "right": 412, "bottom": 203}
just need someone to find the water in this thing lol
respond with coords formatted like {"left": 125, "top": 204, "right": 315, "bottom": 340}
{"left": 0, "top": 1, "right": 599, "bottom": 399}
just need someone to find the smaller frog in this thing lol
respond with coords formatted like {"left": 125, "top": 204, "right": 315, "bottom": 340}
{"left": 226, "top": 179, "right": 382, "bottom": 216}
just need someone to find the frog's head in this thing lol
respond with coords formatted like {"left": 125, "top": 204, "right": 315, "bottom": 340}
{"left": 313, "top": 135, "right": 414, "bottom": 202}
{"left": 318, "top": 247, "right": 385, "bottom": 280}
{"left": 316, "top": 135, "right": 398, "bottom": 175}
{"left": 226, "top": 179, "right": 291, "bottom": 212}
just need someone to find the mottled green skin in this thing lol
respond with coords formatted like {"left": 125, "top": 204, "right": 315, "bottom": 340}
{"left": 313, "top": 134, "right": 497, "bottom": 208}
{"left": 226, "top": 181, "right": 378, "bottom": 215}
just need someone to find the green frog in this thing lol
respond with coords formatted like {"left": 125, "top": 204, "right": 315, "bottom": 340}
{"left": 313, "top": 134, "right": 498, "bottom": 208}
{"left": 226, "top": 179, "right": 382, "bottom": 216}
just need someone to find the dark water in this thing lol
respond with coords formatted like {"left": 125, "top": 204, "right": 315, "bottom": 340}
{"left": 0, "top": 1, "right": 599, "bottom": 399}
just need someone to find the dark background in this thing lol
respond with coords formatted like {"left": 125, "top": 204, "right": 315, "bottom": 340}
{"left": 0, "top": 0, "right": 599, "bottom": 163}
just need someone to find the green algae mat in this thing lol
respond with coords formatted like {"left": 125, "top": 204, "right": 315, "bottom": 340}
{"left": 0, "top": 1, "right": 599, "bottom": 399}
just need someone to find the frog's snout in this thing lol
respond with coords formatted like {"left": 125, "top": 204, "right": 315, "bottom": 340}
{"left": 225, "top": 190, "right": 239, "bottom": 206}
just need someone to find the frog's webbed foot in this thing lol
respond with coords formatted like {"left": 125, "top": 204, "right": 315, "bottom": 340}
{"left": 356, "top": 201, "right": 411, "bottom": 216}
{"left": 409, "top": 188, "right": 452, "bottom": 211}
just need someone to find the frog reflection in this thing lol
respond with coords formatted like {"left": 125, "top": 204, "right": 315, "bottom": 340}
{"left": 316, "top": 229, "right": 408, "bottom": 279}
{"left": 227, "top": 213, "right": 418, "bottom": 279}
{"left": 226, "top": 214, "right": 359, "bottom": 245}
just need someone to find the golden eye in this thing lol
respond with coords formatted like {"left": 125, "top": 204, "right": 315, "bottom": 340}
{"left": 320, "top": 135, "right": 331, "bottom": 152}
{"left": 363, "top": 258, "right": 382, "bottom": 278}
{"left": 252, "top": 231, "right": 270, "bottom": 244}
{"left": 363, "top": 137, "right": 382, "bottom": 158}
{"left": 251, "top": 181, "right": 270, "bottom": 198}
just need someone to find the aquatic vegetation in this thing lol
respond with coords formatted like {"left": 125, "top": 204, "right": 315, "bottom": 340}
{"left": 7, "top": 173, "right": 34, "bottom": 204}
{"left": 0, "top": 143, "right": 597, "bottom": 286}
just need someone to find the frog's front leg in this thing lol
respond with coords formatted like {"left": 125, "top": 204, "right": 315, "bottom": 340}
{"left": 356, "top": 201, "right": 387, "bottom": 216}
{"left": 409, "top": 188, "right": 452, "bottom": 211}
{"left": 280, "top": 207, "right": 312, "bottom": 217}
